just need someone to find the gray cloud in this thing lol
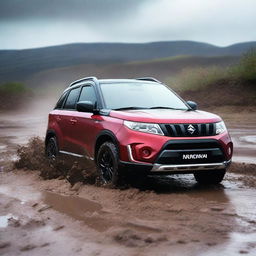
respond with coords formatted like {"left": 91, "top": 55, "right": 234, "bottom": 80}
{"left": 0, "top": 0, "right": 149, "bottom": 23}
{"left": 0, "top": 0, "right": 255, "bottom": 49}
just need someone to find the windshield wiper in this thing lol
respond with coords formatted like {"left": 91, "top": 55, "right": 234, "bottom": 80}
{"left": 113, "top": 106, "right": 187, "bottom": 111}
{"left": 149, "top": 106, "right": 186, "bottom": 110}
{"left": 113, "top": 107, "right": 148, "bottom": 111}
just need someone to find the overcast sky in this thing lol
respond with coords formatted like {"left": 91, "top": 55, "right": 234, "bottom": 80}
{"left": 0, "top": 0, "right": 255, "bottom": 49}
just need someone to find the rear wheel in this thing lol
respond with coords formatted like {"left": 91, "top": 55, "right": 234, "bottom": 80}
{"left": 96, "top": 141, "right": 121, "bottom": 187}
{"left": 194, "top": 169, "right": 226, "bottom": 184}
{"left": 46, "top": 137, "right": 58, "bottom": 161}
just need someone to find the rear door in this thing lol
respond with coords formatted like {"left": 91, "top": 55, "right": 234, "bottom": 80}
{"left": 51, "top": 90, "right": 69, "bottom": 151}
{"left": 60, "top": 86, "right": 81, "bottom": 153}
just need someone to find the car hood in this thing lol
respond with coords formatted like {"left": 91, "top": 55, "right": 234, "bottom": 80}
{"left": 109, "top": 109, "right": 221, "bottom": 124}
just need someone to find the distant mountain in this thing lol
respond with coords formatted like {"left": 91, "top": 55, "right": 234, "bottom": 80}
{"left": 0, "top": 41, "right": 255, "bottom": 82}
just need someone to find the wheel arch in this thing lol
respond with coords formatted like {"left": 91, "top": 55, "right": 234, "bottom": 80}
{"left": 45, "top": 130, "right": 57, "bottom": 146}
{"left": 94, "top": 130, "right": 119, "bottom": 160}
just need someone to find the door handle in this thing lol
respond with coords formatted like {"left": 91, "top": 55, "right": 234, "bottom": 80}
{"left": 70, "top": 118, "right": 77, "bottom": 124}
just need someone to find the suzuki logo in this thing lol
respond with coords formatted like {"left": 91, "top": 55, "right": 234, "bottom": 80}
{"left": 187, "top": 124, "right": 196, "bottom": 134}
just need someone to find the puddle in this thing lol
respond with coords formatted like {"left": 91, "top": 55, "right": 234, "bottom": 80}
{"left": 200, "top": 232, "right": 256, "bottom": 256}
{"left": 225, "top": 189, "right": 256, "bottom": 223}
{"left": 230, "top": 128, "right": 256, "bottom": 164}
{"left": 43, "top": 192, "right": 113, "bottom": 232}
{"left": 0, "top": 185, "right": 41, "bottom": 203}
{"left": 240, "top": 135, "right": 256, "bottom": 144}
{"left": 0, "top": 214, "right": 14, "bottom": 228}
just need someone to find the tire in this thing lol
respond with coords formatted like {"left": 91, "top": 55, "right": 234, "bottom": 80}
{"left": 194, "top": 169, "right": 226, "bottom": 184}
{"left": 45, "top": 137, "right": 58, "bottom": 161}
{"left": 96, "top": 141, "right": 121, "bottom": 187}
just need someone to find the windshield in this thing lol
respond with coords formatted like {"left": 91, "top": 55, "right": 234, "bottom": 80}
{"left": 100, "top": 82, "right": 189, "bottom": 110}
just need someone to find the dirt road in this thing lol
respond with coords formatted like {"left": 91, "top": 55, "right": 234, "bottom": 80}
{"left": 0, "top": 104, "right": 256, "bottom": 255}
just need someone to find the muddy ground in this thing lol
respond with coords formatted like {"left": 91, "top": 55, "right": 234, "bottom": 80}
{"left": 0, "top": 101, "right": 256, "bottom": 256}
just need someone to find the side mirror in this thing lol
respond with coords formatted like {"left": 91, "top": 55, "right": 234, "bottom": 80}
{"left": 76, "top": 101, "right": 98, "bottom": 113}
{"left": 186, "top": 101, "right": 198, "bottom": 110}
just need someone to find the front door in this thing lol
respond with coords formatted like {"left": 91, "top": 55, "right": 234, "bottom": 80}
{"left": 70, "top": 84, "right": 99, "bottom": 158}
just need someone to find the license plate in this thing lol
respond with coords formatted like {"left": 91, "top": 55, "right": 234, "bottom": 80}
{"left": 182, "top": 153, "right": 208, "bottom": 160}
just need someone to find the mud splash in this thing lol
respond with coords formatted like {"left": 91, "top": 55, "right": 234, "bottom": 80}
{"left": 14, "top": 137, "right": 65, "bottom": 179}
{"left": 14, "top": 137, "right": 97, "bottom": 184}
{"left": 15, "top": 137, "right": 47, "bottom": 170}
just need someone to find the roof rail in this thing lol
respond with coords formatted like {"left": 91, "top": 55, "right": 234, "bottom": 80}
{"left": 69, "top": 76, "right": 98, "bottom": 87}
{"left": 136, "top": 77, "right": 161, "bottom": 83}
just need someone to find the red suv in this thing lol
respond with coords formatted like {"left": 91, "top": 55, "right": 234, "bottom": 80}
{"left": 45, "top": 77, "right": 233, "bottom": 186}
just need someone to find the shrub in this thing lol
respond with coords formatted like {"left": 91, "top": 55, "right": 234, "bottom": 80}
{"left": 0, "top": 82, "right": 29, "bottom": 94}
{"left": 232, "top": 49, "right": 256, "bottom": 82}
{"left": 168, "top": 49, "right": 256, "bottom": 92}
{"left": 0, "top": 82, "right": 32, "bottom": 110}
{"left": 169, "top": 66, "right": 229, "bottom": 92}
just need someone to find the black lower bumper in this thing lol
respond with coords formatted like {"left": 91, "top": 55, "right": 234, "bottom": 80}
{"left": 120, "top": 160, "right": 231, "bottom": 174}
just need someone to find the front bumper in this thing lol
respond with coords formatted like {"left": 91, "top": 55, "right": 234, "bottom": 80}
{"left": 117, "top": 125, "right": 233, "bottom": 174}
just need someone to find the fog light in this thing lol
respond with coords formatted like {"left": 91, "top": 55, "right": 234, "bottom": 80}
{"left": 141, "top": 148, "right": 151, "bottom": 158}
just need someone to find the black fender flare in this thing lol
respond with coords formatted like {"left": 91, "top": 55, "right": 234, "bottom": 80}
{"left": 94, "top": 130, "right": 120, "bottom": 159}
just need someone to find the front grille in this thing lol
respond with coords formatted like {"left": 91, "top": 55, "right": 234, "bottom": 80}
{"left": 163, "top": 140, "right": 221, "bottom": 150}
{"left": 160, "top": 123, "right": 216, "bottom": 137}
{"left": 156, "top": 139, "right": 225, "bottom": 165}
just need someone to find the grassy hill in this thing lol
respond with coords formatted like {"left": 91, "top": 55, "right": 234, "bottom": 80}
{"left": 25, "top": 55, "right": 240, "bottom": 92}
{"left": 1, "top": 41, "right": 256, "bottom": 83}
{"left": 177, "top": 51, "right": 256, "bottom": 107}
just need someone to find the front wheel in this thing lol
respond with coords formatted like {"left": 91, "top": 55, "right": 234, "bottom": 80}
{"left": 194, "top": 169, "right": 226, "bottom": 184}
{"left": 96, "top": 142, "right": 121, "bottom": 187}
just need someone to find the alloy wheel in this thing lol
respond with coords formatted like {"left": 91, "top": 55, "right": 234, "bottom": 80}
{"left": 99, "top": 149, "right": 114, "bottom": 183}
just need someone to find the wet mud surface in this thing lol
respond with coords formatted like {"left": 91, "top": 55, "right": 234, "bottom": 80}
{"left": 230, "top": 127, "right": 256, "bottom": 164}
{"left": 0, "top": 106, "right": 256, "bottom": 255}
{"left": 1, "top": 170, "right": 256, "bottom": 255}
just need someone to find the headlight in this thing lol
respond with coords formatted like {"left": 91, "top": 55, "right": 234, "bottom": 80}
{"left": 124, "top": 120, "right": 164, "bottom": 135}
{"left": 215, "top": 121, "right": 227, "bottom": 135}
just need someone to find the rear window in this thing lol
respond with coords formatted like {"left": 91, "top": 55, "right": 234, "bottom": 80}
{"left": 63, "top": 87, "right": 81, "bottom": 110}
{"left": 55, "top": 91, "right": 68, "bottom": 109}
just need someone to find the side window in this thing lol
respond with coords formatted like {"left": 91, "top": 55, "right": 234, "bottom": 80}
{"left": 78, "top": 85, "right": 97, "bottom": 106}
{"left": 55, "top": 91, "right": 68, "bottom": 109}
{"left": 63, "top": 87, "right": 81, "bottom": 110}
